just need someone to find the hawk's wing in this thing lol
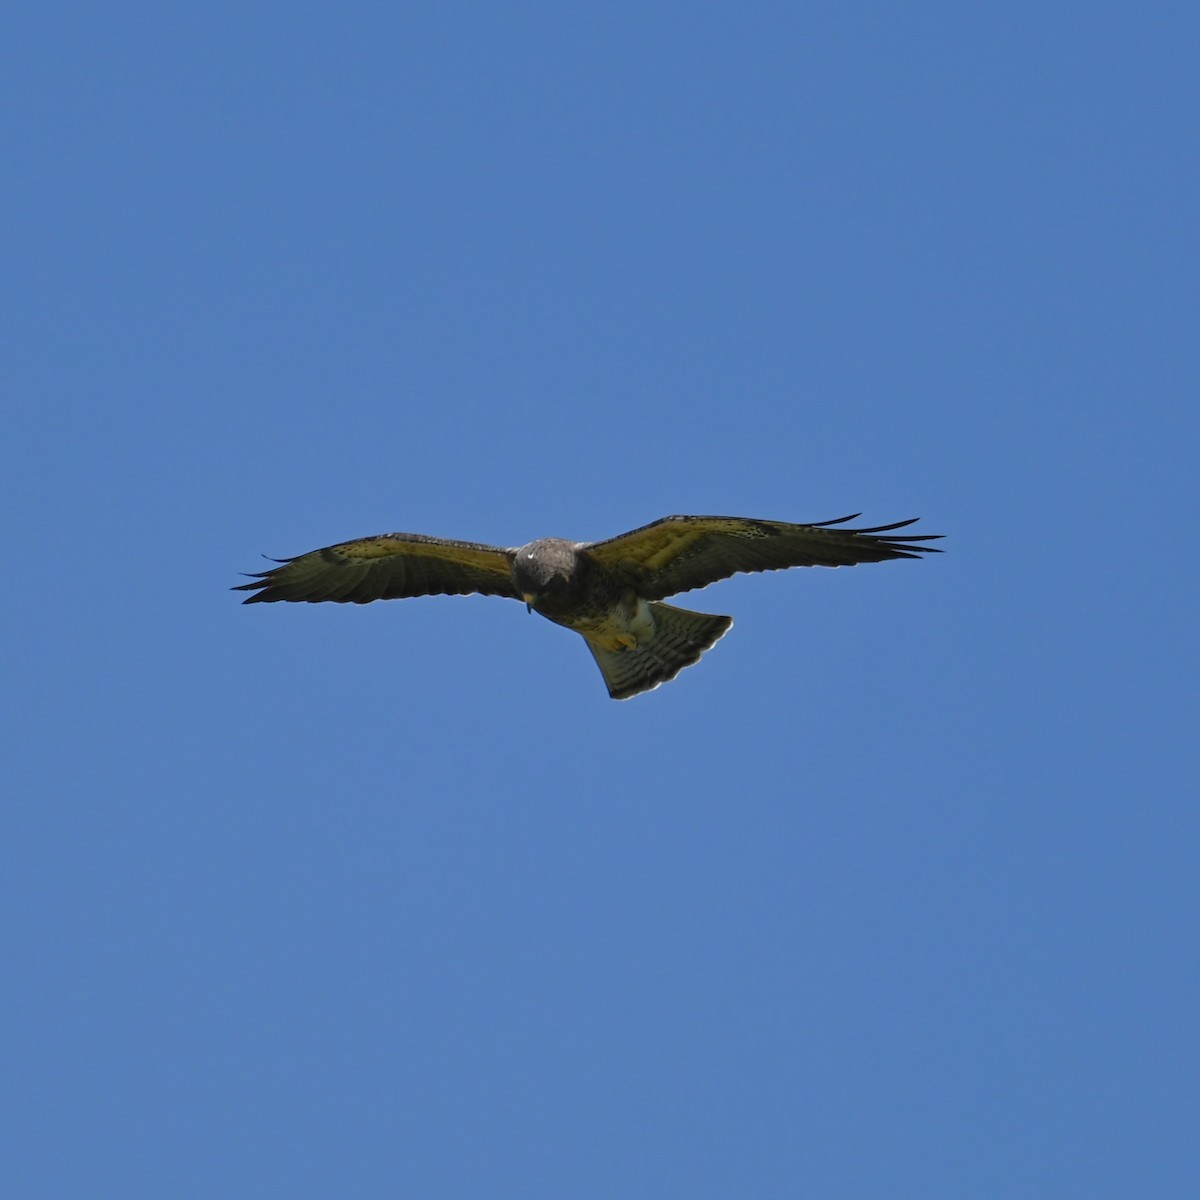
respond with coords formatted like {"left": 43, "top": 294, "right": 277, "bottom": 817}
{"left": 585, "top": 514, "right": 942, "bottom": 600}
{"left": 234, "top": 532, "right": 520, "bottom": 604}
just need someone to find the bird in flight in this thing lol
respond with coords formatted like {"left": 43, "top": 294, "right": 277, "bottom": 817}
{"left": 236, "top": 513, "right": 942, "bottom": 699}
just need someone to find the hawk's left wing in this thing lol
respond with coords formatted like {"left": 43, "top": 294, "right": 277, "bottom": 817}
{"left": 586, "top": 514, "right": 942, "bottom": 600}
{"left": 235, "top": 532, "right": 520, "bottom": 604}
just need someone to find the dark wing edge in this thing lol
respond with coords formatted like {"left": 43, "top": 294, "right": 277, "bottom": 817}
{"left": 585, "top": 513, "right": 943, "bottom": 599}
{"left": 233, "top": 532, "right": 520, "bottom": 604}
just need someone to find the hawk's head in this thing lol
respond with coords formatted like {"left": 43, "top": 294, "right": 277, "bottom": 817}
{"left": 511, "top": 538, "right": 580, "bottom": 612}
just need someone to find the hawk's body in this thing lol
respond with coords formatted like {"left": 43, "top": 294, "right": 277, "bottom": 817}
{"left": 236, "top": 513, "right": 941, "bottom": 698}
{"left": 510, "top": 538, "right": 648, "bottom": 649}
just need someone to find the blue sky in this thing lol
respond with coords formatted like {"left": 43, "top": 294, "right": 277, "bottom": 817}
{"left": 3, "top": 3, "right": 1197, "bottom": 1196}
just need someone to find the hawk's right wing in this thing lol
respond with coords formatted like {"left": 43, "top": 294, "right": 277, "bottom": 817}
{"left": 234, "top": 532, "right": 520, "bottom": 604}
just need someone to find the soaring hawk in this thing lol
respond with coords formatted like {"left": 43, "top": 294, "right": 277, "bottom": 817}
{"left": 235, "top": 513, "right": 941, "bottom": 699}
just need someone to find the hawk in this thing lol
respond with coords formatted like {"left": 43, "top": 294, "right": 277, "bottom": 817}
{"left": 235, "top": 513, "right": 942, "bottom": 699}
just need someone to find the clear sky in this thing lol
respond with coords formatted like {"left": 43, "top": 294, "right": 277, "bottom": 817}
{"left": 4, "top": 3, "right": 1197, "bottom": 1197}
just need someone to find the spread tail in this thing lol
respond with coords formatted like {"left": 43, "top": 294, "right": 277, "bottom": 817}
{"left": 584, "top": 603, "right": 733, "bottom": 700}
